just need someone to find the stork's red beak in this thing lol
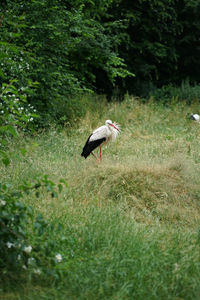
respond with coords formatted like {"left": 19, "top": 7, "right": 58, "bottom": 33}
{"left": 111, "top": 123, "right": 120, "bottom": 131}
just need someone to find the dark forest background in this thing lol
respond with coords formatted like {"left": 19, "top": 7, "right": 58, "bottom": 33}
{"left": 1, "top": 0, "right": 200, "bottom": 125}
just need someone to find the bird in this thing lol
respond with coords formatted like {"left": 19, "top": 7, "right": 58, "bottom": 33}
{"left": 81, "top": 120, "right": 120, "bottom": 162}
{"left": 190, "top": 114, "right": 200, "bottom": 121}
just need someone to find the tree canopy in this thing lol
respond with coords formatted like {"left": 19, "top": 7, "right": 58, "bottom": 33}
{"left": 0, "top": 0, "right": 199, "bottom": 122}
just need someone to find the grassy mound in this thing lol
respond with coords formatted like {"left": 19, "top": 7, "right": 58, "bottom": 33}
{"left": 68, "top": 157, "right": 200, "bottom": 226}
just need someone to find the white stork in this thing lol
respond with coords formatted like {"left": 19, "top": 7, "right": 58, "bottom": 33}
{"left": 81, "top": 120, "right": 120, "bottom": 161}
{"left": 190, "top": 114, "right": 200, "bottom": 121}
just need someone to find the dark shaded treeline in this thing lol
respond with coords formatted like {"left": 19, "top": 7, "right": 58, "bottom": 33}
{"left": 105, "top": 0, "right": 200, "bottom": 97}
{"left": 0, "top": 0, "right": 200, "bottom": 122}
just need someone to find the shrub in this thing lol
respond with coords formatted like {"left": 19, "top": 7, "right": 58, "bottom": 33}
{"left": 0, "top": 80, "right": 39, "bottom": 130}
{"left": 149, "top": 81, "right": 200, "bottom": 104}
{"left": 0, "top": 175, "right": 66, "bottom": 277}
{"left": 0, "top": 79, "right": 39, "bottom": 166}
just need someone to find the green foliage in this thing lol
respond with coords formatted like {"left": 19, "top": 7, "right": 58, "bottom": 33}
{"left": 0, "top": 4, "right": 40, "bottom": 132}
{"left": 0, "top": 80, "right": 39, "bottom": 130}
{"left": 0, "top": 6, "right": 36, "bottom": 91}
{"left": 0, "top": 182, "right": 32, "bottom": 271}
{"left": 0, "top": 174, "right": 66, "bottom": 277}
{"left": 150, "top": 81, "right": 200, "bottom": 104}
{"left": 0, "top": 79, "right": 39, "bottom": 167}
{"left": 1, "top": 0, "right": 133, "bottom": 124}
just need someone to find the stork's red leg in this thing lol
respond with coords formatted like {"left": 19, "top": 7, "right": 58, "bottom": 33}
{"left": 91, "top": 152, "right": 100, "bottom": 162}
{"left": 100, "top": 146, "right": 102, "bottom": 161}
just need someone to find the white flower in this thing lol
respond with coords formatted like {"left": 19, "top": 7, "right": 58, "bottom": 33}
{"left": 0, "top": 200, "right": 6, "bottom": 206}
{"left": 55, "top": 253, "right": 62, "bottom": 262}
{"left": 30, "top": 117, "right": 33, "bottom": 121}
{"left": 24, "top": 245, "right": 32, "bottom": 254}
{"left": 22, "top": 265, "right": 27, "bottom": 270}
{"left": 17, "top": 254, "right": 21, "bottom": 260}
{"left": 7, "top": 242, "right": 14, "bottom": 248}
{"left": 1, "top": 110, "right": 4, "bottom": 114}
{"left": 28, "top": 257, "right": 35, "bottom": 265}
{"left": 34, "top": 269, "right": 41, "bottom": 275}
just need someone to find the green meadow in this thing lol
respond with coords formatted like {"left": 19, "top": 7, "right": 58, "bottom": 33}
{"left": 1, "top": 97, "right": 200, "bottom": 299}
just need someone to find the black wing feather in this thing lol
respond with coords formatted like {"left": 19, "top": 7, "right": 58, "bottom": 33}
{"left": 81, "top": 135, "right": 106, "bottom": 159}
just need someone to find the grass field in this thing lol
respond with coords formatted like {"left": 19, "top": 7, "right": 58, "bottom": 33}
{"left": 1, "top": 97, "right": 200, "bottom": 299}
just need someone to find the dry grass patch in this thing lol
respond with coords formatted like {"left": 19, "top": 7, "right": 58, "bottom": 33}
{"left": 67, "top": 155, "right": 200, "bottom": 227}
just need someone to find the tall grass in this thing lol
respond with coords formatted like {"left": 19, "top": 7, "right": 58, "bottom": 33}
{"left": 1, "top": 97, "right": 200, "bottom": 299}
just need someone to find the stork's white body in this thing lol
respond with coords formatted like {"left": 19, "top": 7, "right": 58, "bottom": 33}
{"left": 81, "top": 120, "right": 120, "bottom": 160}
{"left": 90, "top": 123, "right": 118, "bottom": 142}
{"left": 89, "top": 125, "right": 110, "bottom": 141}
{"left": 190, "top": 114, "right": 200, "bottom": 121}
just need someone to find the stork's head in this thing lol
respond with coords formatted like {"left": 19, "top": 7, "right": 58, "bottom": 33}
{"left": 105, "top": 119, "right": 113, "bottom": 126}
{"left": 105, "top": 120, "right": 120, "bottom": 131}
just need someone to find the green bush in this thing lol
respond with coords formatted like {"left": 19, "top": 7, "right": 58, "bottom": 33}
{"left": 0, "top": 174, "right": 66, "bottom": 278}
{"left": 0, "top": 80, "right": 39, "bottom": 130}
{"left": 149, "top": 81, "right": 200, "bottom": 104}
{"left": 0, "top": 79, "right": 39, "bottom": 166}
